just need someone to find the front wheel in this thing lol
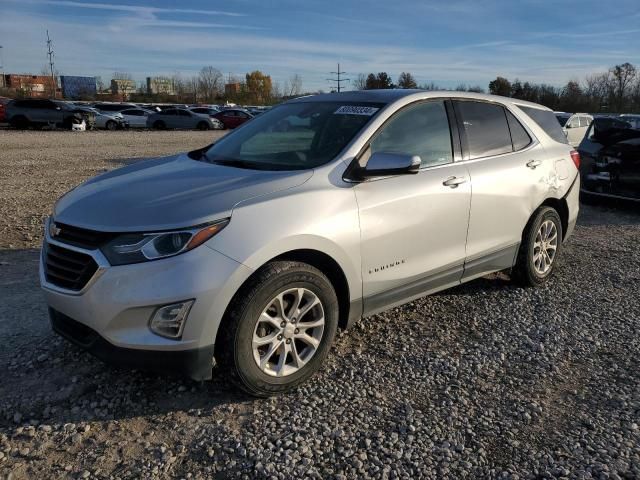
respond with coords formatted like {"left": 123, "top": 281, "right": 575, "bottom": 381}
{"left": 105, "top": 120, "right": 117, "bottom": 131}
{"left": 197, "top": 121, "right": 210, "bottom": 131}
{"left": 217, "top": 261, "right": 339, "bottom": 397}
{"left": 512, "top": 206, "right": 563, "bottom": 286}
{"left": 152, "top": 120, "right": 166, "bottom": 130}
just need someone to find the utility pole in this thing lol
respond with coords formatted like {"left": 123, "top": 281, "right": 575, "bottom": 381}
{"left": 0, "top": 46, "right": 4, "bottom": 88}
{"left": 327, "top": 63, "right": 349, "bottom": 93}
{"left": 46, "top": 30, "right": 56, "bottom": 98}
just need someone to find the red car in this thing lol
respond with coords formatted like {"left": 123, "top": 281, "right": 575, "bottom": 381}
{"left": 0, "top": 97, "right": 11, "bottom": 123}
{"left": 212, "top": 109, "right": 253, "bottom": 129}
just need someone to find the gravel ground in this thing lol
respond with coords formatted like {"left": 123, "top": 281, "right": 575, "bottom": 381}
{"left": 0, "top": 130, "right": 639, "bottom": 479}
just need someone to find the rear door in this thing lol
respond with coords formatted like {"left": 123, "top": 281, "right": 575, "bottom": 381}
{"left": 355, "top": 99, "right": 472, "bottom": 315}
{"left": 453, "top": 99, "right": 551, "bottom": 281}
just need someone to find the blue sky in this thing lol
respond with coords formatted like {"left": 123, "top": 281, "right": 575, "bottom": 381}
{"left": 2, "top": 0, "right": 640, "bottom": 92}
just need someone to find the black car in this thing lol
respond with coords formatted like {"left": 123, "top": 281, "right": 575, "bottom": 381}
{"left": 579, "top": 117, "right": 640, "bottom": 201}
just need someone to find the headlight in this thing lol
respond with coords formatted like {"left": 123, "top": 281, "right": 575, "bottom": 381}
{"left": 101, "top": 219, "right": 229, "bottom": 266}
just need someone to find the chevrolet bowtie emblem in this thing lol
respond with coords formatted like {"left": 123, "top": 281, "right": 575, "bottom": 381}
{"left": 49, "top": 221, "right": 61, "bottom": 238}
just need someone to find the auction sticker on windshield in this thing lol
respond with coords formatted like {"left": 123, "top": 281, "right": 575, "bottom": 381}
{"left": 334, "top": 106, "right": 379, "bottom": 116}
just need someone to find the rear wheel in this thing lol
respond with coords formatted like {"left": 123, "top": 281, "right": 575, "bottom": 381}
{"left": 153, "top": 120, "right": 166, "bottom": 130}
{"left": 217, "top": 261, "right": 339, "bottom": 397}
{"left": 512, "top": 206, "right": 563, "bottom": 286}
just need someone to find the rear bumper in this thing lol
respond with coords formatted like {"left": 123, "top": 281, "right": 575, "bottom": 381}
{"left": 50, "top": 307, "right": 215, "bottom": 380}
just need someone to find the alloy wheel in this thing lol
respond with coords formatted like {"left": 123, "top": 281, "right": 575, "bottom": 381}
{"left": 533, "top": 219, "right": 558, "bottom": 275}
{"left": 252, "top": 287, "right": 325, "bottom": 377}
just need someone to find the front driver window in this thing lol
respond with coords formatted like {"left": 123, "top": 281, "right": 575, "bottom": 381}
{"left": 369, "top": 100, "right": 453, "bottom": 168}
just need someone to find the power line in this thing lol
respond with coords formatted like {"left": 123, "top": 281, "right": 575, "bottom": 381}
{"left": 46, "top": 30, "right": 56, "bottom": 98}
{"left": 327, "top": 63, "right": 350, "bottom": 93}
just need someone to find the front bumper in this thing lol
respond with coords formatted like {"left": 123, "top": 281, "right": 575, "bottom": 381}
{"left": 50, "top": 307, "right": 215, "bottom": 380}
{"left": 40, "top": 229, "right": 253, "bottom": 379}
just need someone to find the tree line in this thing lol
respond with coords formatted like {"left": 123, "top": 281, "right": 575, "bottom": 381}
{"left": 353, "top": 63, "right": 640, "bottom": 113}
{"left": 488, "top": 63, "right": 639, "bottom": 113}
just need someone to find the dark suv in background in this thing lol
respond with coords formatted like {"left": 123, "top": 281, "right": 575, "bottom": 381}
{"left": 6, "top": 99, "right": 96, "bottom": 129}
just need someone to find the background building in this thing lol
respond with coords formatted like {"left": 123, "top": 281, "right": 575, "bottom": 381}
{"left": 110, "top": 78, "right": 136, "bottom": 96}
{"left": 5, "top": 74, "right": 57, "bottom": 98}
{"left": 60, "top": 75, "right": 96, "bottom": 99}
{"left": 146, "top": 76, "right": 175, "bottom": 95}
{"left": 225, "top": 82, "right": 241, "bottom": 96}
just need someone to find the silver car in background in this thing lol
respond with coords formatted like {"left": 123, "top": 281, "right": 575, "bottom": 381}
{"left": 119, "top": 108, "right": 156, "bottom": 128}
{"left": 147, "top": 108, "right": 217, "bottom": 130}
{"left": 41, "top": 90, "right": 580, "bottom": 396}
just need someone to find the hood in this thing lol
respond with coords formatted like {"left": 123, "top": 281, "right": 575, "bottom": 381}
{"left": 54, "top": 153, "right": 313, "bottom": 232}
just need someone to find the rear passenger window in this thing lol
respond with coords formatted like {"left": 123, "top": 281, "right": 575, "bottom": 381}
{"left": 506, "top": 110, "right": 531, "bottom": 151}
{"left": 370, "top": 100, "right": 453, "bottom": 168}
{"left": 455, "top": 101, "right": 512, "bottom": 159}
{"left": 519, "top": 106, "right": 568, "bottom": 144}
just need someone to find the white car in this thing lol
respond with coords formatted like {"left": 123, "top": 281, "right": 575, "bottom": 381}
{"left": 119, "top": 108, "right": 156, "bottom": 128}
{"left": 82, "top": 107, "right": 127, "bottom": 130}
{"left": 561, "top": 113, "right": 593, "bottom": 147}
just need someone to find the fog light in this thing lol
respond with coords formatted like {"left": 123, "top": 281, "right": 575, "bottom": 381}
{"left": 149, "top": 300, "right": 194, "bottom": 339}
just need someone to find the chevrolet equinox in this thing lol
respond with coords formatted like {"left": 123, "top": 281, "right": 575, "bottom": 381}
{"left": 41, "top": 90, "right": 580, "bottom": 396}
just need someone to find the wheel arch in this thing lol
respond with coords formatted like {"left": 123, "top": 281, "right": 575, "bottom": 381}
{"left": 217, "top": 248, "right": 354, "bottom": 344}
{"left": 538, "top": 197, "right": 569, "bottom": 240}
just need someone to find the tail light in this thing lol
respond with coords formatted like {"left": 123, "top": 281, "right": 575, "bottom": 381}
{"left": 570, "top": 150, "right": 581, "bottom": 169}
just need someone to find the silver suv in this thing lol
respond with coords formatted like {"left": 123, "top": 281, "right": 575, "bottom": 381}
{"left": 41, "top": 90, "right": 580, "bottom": 396}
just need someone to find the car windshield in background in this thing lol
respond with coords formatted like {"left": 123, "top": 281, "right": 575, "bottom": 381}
{"left": 203, "top": 102, "right": 384, "bottom": 170}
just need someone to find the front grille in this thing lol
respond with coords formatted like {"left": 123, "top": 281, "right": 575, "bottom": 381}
{"left": 53, "top": 222, "right": 116, "bottom": 249}
{"left": 49, "top": 308, "right": 98, "bottom": 347}
{"left": 44, "top": 242, "right": 99, "bottom": 291}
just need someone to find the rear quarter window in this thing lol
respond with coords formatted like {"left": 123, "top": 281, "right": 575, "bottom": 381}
{"left": 519, "top": 106, "right": 568, "bottom": 144}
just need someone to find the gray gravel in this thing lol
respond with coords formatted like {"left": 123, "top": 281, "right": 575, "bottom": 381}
{"left": 1, "top": 130, "right": 639, "bottom": 479}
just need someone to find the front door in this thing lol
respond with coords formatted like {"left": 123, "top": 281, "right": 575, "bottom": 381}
{"left": 355, "top": 99, "right": 471, "bottom": 315}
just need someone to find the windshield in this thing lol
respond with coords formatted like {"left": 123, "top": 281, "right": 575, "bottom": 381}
{"left": 202, "top": 101, "right": 384, "bottom": 170}
{"left": 555, "top": 115, "right": 570, "bottom": 127}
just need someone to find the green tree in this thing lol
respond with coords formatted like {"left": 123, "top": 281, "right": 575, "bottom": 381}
{"left": 488, "top": 76, "right": 511, "bottom": 96}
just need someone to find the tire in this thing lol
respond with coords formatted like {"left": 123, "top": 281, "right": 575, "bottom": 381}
{"left": 217, "top": 261, "right": 339, "bottom": 397}
{"left": 153, "top": 120, "right": 166, "bottom": 130}
{"left": 10, "top": 116, "right": 29, "bottom": 129}
{"left": 512, "top": 206, "right": 563, "bottom": 287}
{"left": 197, "top": 121, "right": 210, "bottom": 131}
{"left": 105, "top": 120, "right": 117, "bottom": 131}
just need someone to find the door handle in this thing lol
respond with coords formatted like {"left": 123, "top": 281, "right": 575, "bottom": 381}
{"left": 526, "top": 160, "right": 542, "bottom": 169}
{"left": 442, "top": 176, "right": 467, "bottom": 188}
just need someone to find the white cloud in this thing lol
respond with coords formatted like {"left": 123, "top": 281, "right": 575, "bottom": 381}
{"left": 8, "top": 0, "right": 247, "bottom": 17}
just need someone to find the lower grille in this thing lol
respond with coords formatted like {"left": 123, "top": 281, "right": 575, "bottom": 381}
{"left": 49, "top": 308, "right": 98, "bottom": 347}
{"left": 44, "top": 242, "right": 99, "bottom": 291}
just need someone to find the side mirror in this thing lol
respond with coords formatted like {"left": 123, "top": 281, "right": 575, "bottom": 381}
{"left": 359, "top": 152, "right": 421, "bottom": 178}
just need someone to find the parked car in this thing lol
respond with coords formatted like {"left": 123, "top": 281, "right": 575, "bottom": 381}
{"left": 41, "top": 90, "right": 579, "bottom": 396}
{"left": 212, "top": 108, "right": 253, "bottom": 129}
{"left": 6, "top": 98, "right": 96, "bottom": 129}
{"left": 93, "top": 103, "right": 137, "bottom": 113}
{"left": 578, "top": 117, "right": 640, "bottom": 201}
{"left": 119, "top": 108, "right": 156, "bottom": 128}
{"left": 189, "top": 107, "right": 225, "bottom": 129}
{"left": 560, "top": 113, "right": 593, "bottom": 147}
{"left": 147, "top": 108, "right": 217, "bottom": 130}
{"left": 618, "top": 114, "right": 640, "bottom": 129}
{"left": 0, "top": 97, "right": 11, "bottom": 123}
{"left": 76, "top": 106, "right": 128, "bottom": 130}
